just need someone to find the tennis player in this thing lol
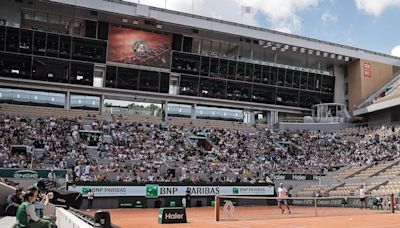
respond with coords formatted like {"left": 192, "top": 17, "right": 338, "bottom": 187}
{"left": 359, "top": 184, "right": 368, "bottom": 209}
{"left": 277, "top": 183, "right": 291, "bottom": 214}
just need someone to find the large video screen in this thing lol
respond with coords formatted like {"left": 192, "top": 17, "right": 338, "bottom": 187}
{"left": 108, "top": 26, "right": 172, "bottom": 68}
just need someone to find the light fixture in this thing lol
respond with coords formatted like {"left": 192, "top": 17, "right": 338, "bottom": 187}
{"left": 292, "top": 46, "right": 298, "bottom": 52}
{"left": 122, "top": 18, "right": 128, "bottom": 23}
{"left": 330, "top": 53, "right": 335, "bottom": 58}
{"left": 280, "top": 48, "right": 285, "bottom": 52}
{"left": 267, "top": 41, "right": 272, "bottom": 46}
{"left": 323, "top": 52, "right": 329, "bottom": 57}
{"left": 284, "top": 44, "right": 289, "bottom": 50}
{"left": 316, "top": 51, "right": 320, "bottom": 56}
{"left": 308, "top": 49, "right": 313, "bottom": 55}
{"left": 156, "top": 24, "right": 162, "bottom": 29}
{"left": 338, "top": 55, "right": 343, "bottom": 60}
{"left": 271, "top": 46, "right": 277, "bottom": 51}
{"left": 344, "top": 56, "right": 350, "bottom": 61}
{"left": 133, "top": 20, "right": 139, "bottom": 24}
{"left": 300, "top": 48, "right": 305, "bottom": 53}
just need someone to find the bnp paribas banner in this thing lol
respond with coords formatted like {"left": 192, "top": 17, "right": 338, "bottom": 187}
{"left": 68, "top": 185, "right": 274, "bottom": 198}
{"left": 0, "top": 168, "right": 67, "bottom": 179}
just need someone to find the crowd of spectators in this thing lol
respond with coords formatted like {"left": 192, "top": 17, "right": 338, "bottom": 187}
{"left": 0, "top": 113, "right": 400, "bottom": 184}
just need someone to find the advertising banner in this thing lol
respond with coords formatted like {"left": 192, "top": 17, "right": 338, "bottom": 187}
{"left": 0, "top": 168, "right": 67, "bottom": 179}
{"left": 68, "top": 185, "right": 274, "bottom": 197}
{"left": 270, "top": 174, "right": 325, "bottom": 181}
{"left": 108, "top": 26, "right": 172, "bottom": 68}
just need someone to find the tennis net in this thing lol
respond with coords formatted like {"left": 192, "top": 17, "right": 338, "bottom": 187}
{"left": 215, "top": 194, "right": 397, "bottom": 221}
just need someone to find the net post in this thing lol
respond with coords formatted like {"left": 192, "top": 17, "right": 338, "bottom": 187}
{"left": 215, "top": 195, "right": 220, "bottom": 221}
{"left": 391, "top": 193, "right": 395, "bottom": 213}
{"left": 314, "top": 197, "right": 317, "bottom": 217}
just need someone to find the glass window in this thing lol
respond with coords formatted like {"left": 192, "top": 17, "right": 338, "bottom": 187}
{"left": 220, "top": 42, "right": 230, "bottom": 58}
{"left": 47, "top": 92, "right": 65, "bottom": 107}
{"left": 73, "top": 18, "right": 85, "bottom": 37}
{"left": 276, "top": 88, "right": 299, "bottom": 106}
{"left": 200, "top": 56, "right": 210, "bottom": 76}
{"left": 59, "top": 35, "right": 71, "bottom": 59}
{"left": 201, "top": 39, "right": 211, "bottom": 56}
{"left": 308, "top": 73, "right": 316, "bottom": 90}
{"left": 32, "top": 57, "right": 69, "bottom": 83}
{"left": 227, "top": 81, "right": 251, "bottom": 102}
{"left": 60, "top": 16, "right": 72, "bottom": 35}
{"left": 13, "top": 89, "right": 30, "bottom": 104}
{"left": 33, "top": 31, "right": 46, "bottom": 56}
{"left": 227, "top": 60, "right": 237, "bottom": 80}
{"left": 219, "top": 59, "right": 228, "bottom": 79}
{"left": 285, "top": 70, "right": 293, "bottom": 87}
{"left": 116, "top": 67, "right": 138, "bottom": 90}
{"left": 167, "top": 103, "right": 191, "bottom": 117}
{"left": 30, "top": 91, "right": 48, "bottom": 105}
{"left": 0, "top": 88, "right": 65, "bottom": 107}
{"left": 210, "top": 41, "right": 220, "bottom": 57}
{"left": 0, "top": 52, "right": 32, "bottom": 79}
{"left": 0, "top": 88, "right": 13, "bottom": 102}
{"left": 322, "top": 75, "right": 335, "bottom": 93}
{"left": 160, "top": 73, "right": 169, "bottom": 94}
{"left": 19, "top": 29, "right": 32, "bottom": 55}
{"left": 239, "top": 44, "right": 251, "bottom": 61}
{"left": 252, "top": 85, "right": 276, "bottom": 104}
{"left": 0, "top": 26, "right": 5, "bottom": 51}
{"left": 300, "top": 72, "right": 308, "bottom": 89}
{"left": 210, "top": 58, "right": 219, "bottom": 78}
{"left": 46, "top": 33, "right": 59, "bottom": 57}
{"left": 293, "top": 71, "right": 300, "bottom": 88}
{"left": 236, "top": 62, "right": 245, "bottom": 81}
{"left": 70, "top": 62, "right": 94, "bottom": 86}
{"left": 315, "top": 74, "right": 322, "bottom": 91}
{"left": 277, "top": 68, "right": 285, "bottom": 86}
{"left": 269, "top": 67, "right": 278, "bottom": 85}
{"left": 34, "top": 11, "right": 48, "bottom": 23}
{"left": 70, "top": 94, "right": 100, "bottom": 110}
{"left": 199, "top": 78, "right": 226, "bottom": 99}
{"left": 253, "top": 64, "right": 262, "bottom": 83}
{"left": 179, "top": 75, "right": 199, "bottom": 96}
{"left": 192, "top": 37, "right": 200, "bottom": 54}
{"left": 171, "top": 52, "right": 200, "bottom": 75}
{"left": 299, "top": 91, "right": 321, "bottom": 108}
{"left": 261, "top": 66, "right": 270, "bottom": 84}
{"left": 244, "top": 63, "right": 253, "bottom": 82}
{"left": 105, "top": 66, "right": 117, "bottom": 88}
{"left": 6, "top": 27, "right": 19, "bottom": 52}
{"left": 72, "top": 38, "right": 107, "bottom": 63}
{"left": 139, "top": 70, "right": 160, "bottom": 92}
{"left": 226, "top": 43, "right": 238, "bottom": 59}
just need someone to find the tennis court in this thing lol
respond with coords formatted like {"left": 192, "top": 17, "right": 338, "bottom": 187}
{"left": 85, "top": 206, "right": 400, "bottom": 228}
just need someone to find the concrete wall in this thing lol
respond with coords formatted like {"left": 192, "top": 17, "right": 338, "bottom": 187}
{"left": 279, "top": 122, "right": 352, "bottom": 131}
{"left": 348, "top": 60, "right": 393, "bottom": 114}
{"left": 334, "top": 65, "right": 346, "bottom": 105}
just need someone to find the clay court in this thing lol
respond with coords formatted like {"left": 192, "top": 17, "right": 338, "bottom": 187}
{"left": 86, "top": 206, "right": 400, "bottom": 228}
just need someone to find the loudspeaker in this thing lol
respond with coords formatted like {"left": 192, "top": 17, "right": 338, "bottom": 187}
{"left": 48, "top": 189, "right": 83, "bottom": 209}
{"left": 94, "top": 211, "right": 112, "bottom": 228}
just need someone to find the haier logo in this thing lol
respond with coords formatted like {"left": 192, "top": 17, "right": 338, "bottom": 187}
{"left": 165, "top": 213, "right": 184, "bottom": 220}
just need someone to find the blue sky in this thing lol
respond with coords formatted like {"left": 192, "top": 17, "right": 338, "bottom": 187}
{"left": 127, "top": 0, "right": 400, "bottom": 57}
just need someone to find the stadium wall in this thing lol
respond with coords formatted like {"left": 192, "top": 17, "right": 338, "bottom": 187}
{"left": 279, "top": 122, "right": 352, "bottom": 131}
{"left": 334, "top": 65, "right": 346, "bottom": 105}
{"left": 348, "top": 60, "right": 393, "bottom": 114}
{"left": 55, "top": 207, "right": 93, "bottom": 228}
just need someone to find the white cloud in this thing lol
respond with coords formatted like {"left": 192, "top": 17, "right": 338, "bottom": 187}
{"left": 355, "top": 0, "right": 400, "bottom": 16}
{"left": 124, "top": 0, "right": 321, "bottom": 34}
{"left": 391, "top": 46, "right": 400, "bottom": 57}
{"left": 321, "top": 11, "right": 338, "bottom": 24}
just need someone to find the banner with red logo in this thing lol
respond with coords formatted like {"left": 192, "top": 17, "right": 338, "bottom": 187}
{"left": 108, "top": 26, "right": 172, "bottom": 68}
{"left": 363, "top": 62, "right": 372, "bottom": 78}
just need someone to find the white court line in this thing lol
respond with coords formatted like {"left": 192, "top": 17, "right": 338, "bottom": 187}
{"left": 216, "top": 222, "right": 250, "bottom": 228}
{"left": 353, "top": 223, "right": 400, "bottom": 228}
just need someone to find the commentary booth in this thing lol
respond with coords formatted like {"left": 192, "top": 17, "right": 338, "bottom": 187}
{"left": 67, "top": 182, "right": 275, "bottom": 209}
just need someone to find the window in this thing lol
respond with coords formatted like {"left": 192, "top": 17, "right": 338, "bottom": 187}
{"left": 227, "top": 81, "right": 251, "bottom": 101}
{"left": 72, "top": 38, "right": 107, "bottom": 63}
{"left": 244, "top": 63, "right": 253, "bottom": 82}
{"left": 32, "top": 57, "right": 69, "bottom": 83}
{"left": 199, "top": 78, "right": 226, "bottom": 99}
{"left": 139, "top": 70, "right": 160, "bottom": 92}
{"left": 209, "top": 58, "right": 219, "bottom": 78}
{"left": 253, "top": 65, "right": 262, "bottom": 83}
{"left": 227, "top": 60, "right": 237, "bottom": 80}
{"left": 0, "top": 88, "right": 65, "bottom": 108}
{"left": 46, "top": 33, "right": 59, "bottom": 57}
{"left": 171, "top": 52, "right": 200, "bottom": 74}
{"left": 252, "top": 85, "right": 276, "bottom": 104}
{"left": 300, "top": 72, "right": 308, "bottom": 89}
{"left": 200, "top": 56, "right": 210, "bottom": 76}
{"left": 116, "top": 67, "right": 138, "bottom": 90}
{"left": 0, "top": 26, "right": 5, "bottom": 51}
{"left": 299, "top": 91, "right": 321, "bottom": 108}
{"left": 285, "top": 70, "right": 293, "bottom": 87}
{"left": 105, "top": 66, "right": 117, "bottom": 88}
{"left": 308, "top": 73, "right": 316, "bottom": 90}
{"left": 93, "top": 66, "right": 105, "bottom": 88}
{"left": 160, "top": 73, "right": 169, "bottom": 94}
{"left": 70, "top": 62, "right": 94, "bottom": 86}
{"left": 322, "top": 75, "right": 335, "bottom": 93}
{"left": 276, "top": 88, "right": 299, "bottom": 106}
{"left": 70, "top": 94, "right": 100, "bottom": 110}
{"left": 6, "top": 27, "right": 19, "bottom": 52}
{"left": 179, "top": 75, "right": 199, "bottom": 96}
{"left": 236, "top": 62, "right": 245, "bottom": 81}
{"left": 209, "top": 41, "right": 220, "bottom": 57}
{"left": 0, "top": 52, "right": 31, "bottom": 79}
{"left": 219, "top": 59, "right": 228, "bottom": 78}
{"left": 20, "top": 29, "right": 33, "bottom": 54}
{"left": 269, "top": 67, "right": 278, "bottom": 85}
{"left": 59, "top": 36, "right": 71, "bottom": 59}
{"left": 293, "top": 71, "right": 300, "bottom": 88}
{"left": 33, "top": 31, "right": 46, "bottom": 56}
{"left": 261, "top": 66, "right": 270, "bottom": 84}
{"left": 277, "top": 68, "right": 285, "bottom": 86}
{"left": 191, "top": 37, "right": 200, "bottom": 54}
{"left": 201, "top": 39, "right": 211, "bottom": 56}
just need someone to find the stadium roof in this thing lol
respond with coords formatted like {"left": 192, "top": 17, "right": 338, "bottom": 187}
{"left": 49, "top": 0, "right": 400, "bottom": 66}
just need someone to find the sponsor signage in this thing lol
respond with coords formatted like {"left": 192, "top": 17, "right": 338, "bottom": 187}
{"left": 158, "top": 208, "right": 187, "bottom": 224}
{"left": 0, "top": 168, "right": 67, "bottom": 179}
{"left": 68, "top": 185, "right": 274, "bottom": 197}
{"left": 363, "top": 62, "right": 372, "bottom": 78}
{"left": 271, "top": 174, "right": 325, "bottom": 181}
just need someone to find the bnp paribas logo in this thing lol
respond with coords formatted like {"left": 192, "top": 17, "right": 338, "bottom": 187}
{"left": 146, "top": 185, "right": 159, "bottom": 198}
{"left": 232, "top": 187, "right": 239, "bottom": 195}
{"left": 82, "top": 187, "right": 90, "bottom": 195}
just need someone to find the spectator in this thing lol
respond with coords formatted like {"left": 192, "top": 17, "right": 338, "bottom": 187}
{"left": 5, "top": 187, "right": 23, "bottom": 216}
